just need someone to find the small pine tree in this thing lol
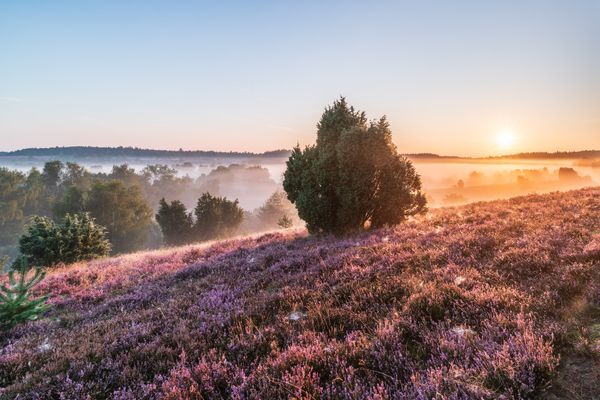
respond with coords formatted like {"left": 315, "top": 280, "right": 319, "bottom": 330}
{"left": 0, "top": 257, "right": 50, "bottom": 331}
{"left": 277, "top": 215, "right": 293, "bottom": 229}
{"left": 256, "top": 191, "right": 298, "bottom": 230}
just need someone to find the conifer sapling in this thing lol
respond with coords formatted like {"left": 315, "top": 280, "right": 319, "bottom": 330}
{"left": 0, "top": 257, "right": 50, "bottom": 330}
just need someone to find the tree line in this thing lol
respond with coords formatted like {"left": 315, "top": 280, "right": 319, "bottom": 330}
{"left": 0, "top": 160, "right": 299, "bottom": 266}
{"left": 0, "top": 146, "right": 290, "bottom": 158}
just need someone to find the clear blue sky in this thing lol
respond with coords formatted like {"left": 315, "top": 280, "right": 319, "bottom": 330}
{"left": 1, "top": 1, "right": 598, "bottom": 155}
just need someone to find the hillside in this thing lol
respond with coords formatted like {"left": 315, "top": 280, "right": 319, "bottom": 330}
{"left": 1, "top": 187, "right": 599, "bottom": 399}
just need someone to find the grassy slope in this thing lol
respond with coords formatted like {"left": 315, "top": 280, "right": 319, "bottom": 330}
{"left": 1, "top": 188, "right": 599, "bottom": 399}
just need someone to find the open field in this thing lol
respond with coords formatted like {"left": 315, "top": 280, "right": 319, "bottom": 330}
{"left": 1, "top": 187, "right": 599, "bottom": 399}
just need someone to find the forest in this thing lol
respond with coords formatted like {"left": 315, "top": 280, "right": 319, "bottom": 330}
{"left": 0, "top": 160, "right": 299, "bottom": 265}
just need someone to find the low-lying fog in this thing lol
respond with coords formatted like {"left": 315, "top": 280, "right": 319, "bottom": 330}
{"left": 415, "top": 158, "right": 599, "bottom": 206}
{"left": 0, "top": 155, "right": 287, "bottom": 211}
{"left": 0, "top": 155, "right": 598, "bottom": 210}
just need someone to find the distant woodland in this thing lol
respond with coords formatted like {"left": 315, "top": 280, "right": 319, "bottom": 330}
{"left": 1, "top": 146, "right": 598, "bottom": 160}
{"left": 0, "top": 146, "right": 291, "bottom": 158}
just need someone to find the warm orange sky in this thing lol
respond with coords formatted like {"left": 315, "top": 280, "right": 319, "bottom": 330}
{"left": 1, "top": 2, "right": 599, "bottom": 156}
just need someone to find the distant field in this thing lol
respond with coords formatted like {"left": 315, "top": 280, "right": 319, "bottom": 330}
{"left": 1, "top": 187, "right": 599, "bottom": 399}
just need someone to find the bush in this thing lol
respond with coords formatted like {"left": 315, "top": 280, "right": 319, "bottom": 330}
{"left": 18, "top": 213, "right": 110, "bottom": 267}
{"left": 277, "top": 215, "right": 293, "bottom": 229}
{"left": 156, "top": 198, "right": 194, "bottom": 245}
{"left": 0, "top": 257, "right": 49, "bottom": 331}
{"left": 194, "top": 193, "right": 244, "bottom": 240}
{"left": 283, "top": 97, "right": 426, "bottom": 233}
{"left": 156, "top": 193, "right": 245, "bottom": 245}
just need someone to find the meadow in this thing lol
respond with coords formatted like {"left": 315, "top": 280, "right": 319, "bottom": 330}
{"left": 1, "top": 187, "right": 598, "bottom": 399}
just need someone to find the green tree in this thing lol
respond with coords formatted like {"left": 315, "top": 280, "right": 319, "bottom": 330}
{"left": 58, "top": 213, "right": 111, "bottom": 263}
{"left": 0, "top": 168, "right": 27, "bottom": 247}
{"left": 17, "top": 216, "right": 61, "bottom": 267}
{"left": 194, "top": 193, "right": 244, "bottom": 240}
{"left": 53, "top": 186, "right": 85, "bottom": 219}
{"left": 42, "top": 160, "right": 65, "bottom": 195}
{"left": 0, "top": 257, "right": 50, "bottom": 331}
{"left": 283, "top": 98, "right": 426, "bottom": 233}
{"left": 277, "top": 215, "right": 293, "bottom": 229}
{"left": 17, "top": 213, "right": 110, "bottom": 267}
{"left": 86, "top": 180, "right": 153, "bottom": 253}
{"left": 22, "top": 168, "right": 47, "bottom": 216}
{"left": 156, "top": 198, "right": 193, "bottom": 245}
{"left": 110, "top": 164, "right": 147, "bottom": 187}
{"left": 62, "top": 162, "right": 92, "bottom": 190}
{"left": 256, "top": 191, "right": 298, "bottom": 230}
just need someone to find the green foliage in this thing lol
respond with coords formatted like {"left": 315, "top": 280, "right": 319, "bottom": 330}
{"left": 194, "top": 193, "right": 244, "bottom": 240}
{"left": 17, "top": 213, "right": 111, "bottom": 267}
{"left": 156, "top": 198, "right": 194, "bottom": 245}
{"left": 277, "top": 215, "right": 293, "bottom": 229}
{"left": 283, "top": 98, "right": 427, "bottom": 233}
{"left": 256, "top": 191, "right": 298, "bottom": 230}
{"left": 1, "top": 159, "right": 277, "bottom": 255}
{"left": 0, "top": 168, "right": 28, "bottom": 246}
{"left": 86, "top": 180, "right": 153, "bottom": 253}
{"left": 17, "top": 216, "right": 60, "bottom": 267}
{"left": 0, "top": 257, "right": 50, "bottom": 331}
{"left": 53, "top": 186, "right": 85, "bottom": 219}
{"left": 62, "top": 162, "right": 92, "bottom": 190}
{"left": 156, "top": 193, "right": 245, "bottom": 244}
{"left": 42, "top": 160, "right": 65, "bottom": 195}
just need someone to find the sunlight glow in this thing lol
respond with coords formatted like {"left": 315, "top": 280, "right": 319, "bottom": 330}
{"left": 496, "top": 130, "right": 517, "bottom": 149}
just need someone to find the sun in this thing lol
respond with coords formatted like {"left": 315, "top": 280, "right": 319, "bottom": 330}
{"left": 496, "top": 129, "right": 517, "bottom": 149}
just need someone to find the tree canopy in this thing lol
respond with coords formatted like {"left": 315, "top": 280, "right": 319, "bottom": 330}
{"left": 283, "top": 98, "right": 426, "bottom": 233}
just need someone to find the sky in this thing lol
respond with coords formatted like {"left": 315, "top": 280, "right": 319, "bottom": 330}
{"left": 1, "top": 1, "right": 599, "bottom": 156}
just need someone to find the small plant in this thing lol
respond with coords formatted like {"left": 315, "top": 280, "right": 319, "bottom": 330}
{"left": 0, "top": 257, "right": 50, "bottom": 331}
{"left": 277, "top": 214, "right": 293, "bottom": 229}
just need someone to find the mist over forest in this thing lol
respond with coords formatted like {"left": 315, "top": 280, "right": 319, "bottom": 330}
{"left": 1, "top": 147, "right": 597, "bottom": 264}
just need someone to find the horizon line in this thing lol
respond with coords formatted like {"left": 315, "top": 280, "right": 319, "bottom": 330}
{"left": 0, "top": 145, "right": 599, "bottom": 160}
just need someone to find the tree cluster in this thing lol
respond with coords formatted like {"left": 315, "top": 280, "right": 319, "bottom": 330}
{"left": 1, "top": 161, "right": 280, "bottom": 257}
{"left": 156, "top": 193, "right": 244, "bottom": 245}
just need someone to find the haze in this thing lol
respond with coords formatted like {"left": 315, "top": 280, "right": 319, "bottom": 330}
{"left": 1, "top": 1, "right": 599, "bottom": 156}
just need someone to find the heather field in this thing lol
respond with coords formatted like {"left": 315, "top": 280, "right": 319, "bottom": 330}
{"left": 1, "top": 187, "right": 599, "bottom": 399}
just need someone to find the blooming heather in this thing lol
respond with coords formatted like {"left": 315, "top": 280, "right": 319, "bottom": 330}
{"left": 1, "top": 187, "right": 599, "bottom": 399}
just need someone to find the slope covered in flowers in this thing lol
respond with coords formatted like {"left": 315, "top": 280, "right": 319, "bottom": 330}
{"left": 1, "top": 187, "right": 600, "bottom": 399}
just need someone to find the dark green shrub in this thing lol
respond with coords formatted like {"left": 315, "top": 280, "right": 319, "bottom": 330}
{"left": 156, "top": 198, "right": 194, "bottom": 245}
{"left": 18, "top": 213, "right": 110, "bottom": 267}
{"left": 283, "top": 98, "right": 427, "bottom": 233}
{"left": 194, "top": 193, "right": 244, "bottom": 240}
